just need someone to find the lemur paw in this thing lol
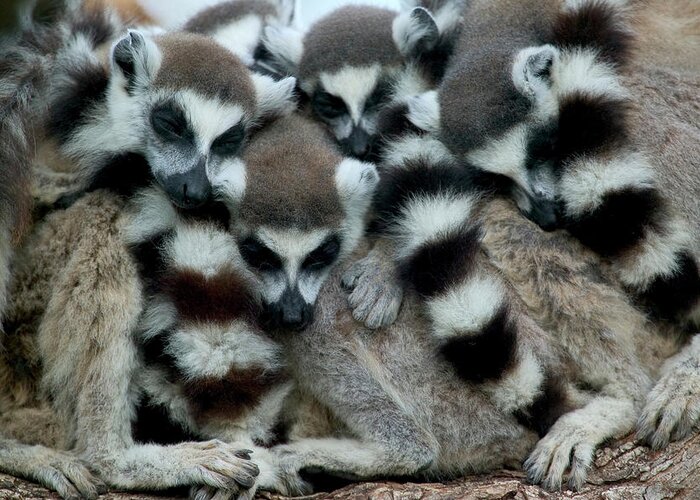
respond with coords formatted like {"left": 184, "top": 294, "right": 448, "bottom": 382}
{"left": 524, "top": 421, "right": 595, "bottom": 491}
{"left": 24, "top": 446, "right": 107, "bottom": 500}
{"left": 268, "top": 445, "right": 313, "bottom": 496}
{"left": 342, "top": 249, "right": 403, "bottom": 329}
{"left": 637, "top": 358, "right": 700, "bottom": 450}
{"left": 178, "top": 440, "right": 260, "bottom": 491}
{"left": 190, "top": 485, "right": 255, "bottom": 500}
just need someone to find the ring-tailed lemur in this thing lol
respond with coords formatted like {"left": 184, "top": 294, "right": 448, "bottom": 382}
{"left": 47, "top": 25, "right": 296, "bottom": 210}
{"left": 0, "top": 5, "right": 115, "bottom": 497}
{"left": 434, "top": 0, "right": 700, "bottom": 324}
{"left": 182, "top": 0, "right": 295, "bottom": 68}
{"left": 259, "top": 1, "right": 463, "bottom": 160}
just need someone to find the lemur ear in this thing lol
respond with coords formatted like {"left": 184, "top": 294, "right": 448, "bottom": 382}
{"left": 251, "top": 73, "right": 298, "bottom": 120}
{"left": 512, "top": 44, "right": 559, "bottom": 102}
{"left": 272, "top": 0, "right": 296, "bottom": 26}
{"left": 335, "top": 158, "right": 380, "bottom": 213}
{"left": 260, "top": 25, "right": 304, "bottom": 76}
{"left": 392, "top": 7, "right": 439, "bottom": 58}
{"left": 111, "top": 30, "right": 161, "bottom": 94}
{"left": 406, "top": 90, "right": 441, "bottom": 133}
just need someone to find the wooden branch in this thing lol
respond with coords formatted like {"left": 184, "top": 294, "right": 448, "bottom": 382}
{"left": 2, "top": 434, "right": 699, "bottom": 500}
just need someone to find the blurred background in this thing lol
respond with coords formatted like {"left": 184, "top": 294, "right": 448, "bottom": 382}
{"left": 141, "top": 0, "right": 402, "bottom": 29}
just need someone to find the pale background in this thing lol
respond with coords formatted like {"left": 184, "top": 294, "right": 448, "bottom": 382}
{"left": 140, "top": 0, "right": 402, "bottom": 29}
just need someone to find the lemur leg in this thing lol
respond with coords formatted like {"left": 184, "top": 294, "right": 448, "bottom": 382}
{"left": 0, "top": 438, "right": 106, "bottom": 499}
{"left": 525, "top": 395, "right": 636, "bottom": 491}
{"left": 638, "top": 335, "right": 700, "bottom": 449}
{"left": 36, "top": 196, "right": 257, "bottom": 492}
{"left": 341, "top": 238, "right": 404, "bottom": 329}
{"left": 273, "top": 438, "right": 416, "bottom": 480}
{"left": 274, "top": 328, "right": 439, "bottom": 481}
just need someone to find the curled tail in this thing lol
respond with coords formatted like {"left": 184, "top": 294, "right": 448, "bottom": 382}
{"left": 373, "top": 143, "right": 570, "bottom": 435}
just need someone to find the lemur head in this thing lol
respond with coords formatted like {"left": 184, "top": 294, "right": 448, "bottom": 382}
{"left": 438, "top": 0, "right": 630, "bottom": 230}
{"left": 108, "top": 30, "right": 296, "bottom": 208}
{"left": 216, "top": 114, "right": 378, "bottom": 330}
{"left": 182, "top": 0, "right": 296, "bottom": 66}
{"left": 260, "top": 4, "right": 444, "bottom": 160}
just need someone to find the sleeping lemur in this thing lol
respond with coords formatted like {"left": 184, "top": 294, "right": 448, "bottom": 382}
{"left": 259, "top": 0, "right": 464, "bottom": 160}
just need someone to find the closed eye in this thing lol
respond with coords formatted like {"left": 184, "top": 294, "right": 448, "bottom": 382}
{"left": 312, "top": 89, "right": 348, "bottom": 120}
{"left": 238, "top": 237, "right": 282, "bottom": 272}
{"left": 211, "top": 123, "right": 246, "bottom": 157}
{"left": 151, "top": 103, "right": 190, "bottom": 141}
{"left": 302, "top": 235, "right": 341, "bottom": 271}
{"left": 365, "top": 80, "right": 391, "bottom": 111}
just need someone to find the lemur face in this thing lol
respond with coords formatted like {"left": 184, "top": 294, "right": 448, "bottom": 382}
{"left": 236, "top": 227, "right": 342, "bottom": 330}
{"left": 109, "top": 30, "right": 295, "bottom": 209}
{"left": 260, "top": 5, "right": 441, "bottom": 161}
{"left": 440, "top": 44, "right": 628, "bottom": 231}
{"left": 215, "top": 115, "right": 378, "bottom": 330}
{"left": 310, "top": 66, "right": 396, "bottom": 160}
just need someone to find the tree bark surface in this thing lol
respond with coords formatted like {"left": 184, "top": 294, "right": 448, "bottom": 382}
{"left": 2, "top": 434, "right": 699, "bottom": 500}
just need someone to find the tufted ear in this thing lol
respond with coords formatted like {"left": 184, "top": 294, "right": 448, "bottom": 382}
{"left": 251, "top": 73, "right": 297, "bottom": 120}
{"left": 272, "top": 0, "right": 296, "bottom": 26}
{"left": 335, "top": 158, "right": 379, "bottom": 216}
{"left": 212, "top": 157, "right": 247, "bottom": 208}
{"left": 260, "top": 25, "right": 304, "bottom": 76}
{"left": 392, "top": 7, "right": 439, "bottom": 58}
{"left": 111, "top": 29, "right": 161, "bottom": 94}
{"left": 512, "top": 44, "right": 559, "bottom": 104}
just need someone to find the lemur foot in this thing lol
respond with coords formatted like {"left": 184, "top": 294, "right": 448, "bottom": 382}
{"left": 174, "top": 440, "right": 260, "bottom": 491}
{"left": 342, "top": 247, "right": 403, "bottom": 329}
{"left": 16, "top": 445, "right": 107, "bottom": 500}
{"left": 524, "top": 417, "right": 596, "bottom": 491}
{"left": 190, "top": 448, "right": 310, "bottom": 500}
{"left": 190, "top": 485, "right": 252, "bottom": 500}
{"left": 637, "top": 356, "right": 700, "bottom": 450}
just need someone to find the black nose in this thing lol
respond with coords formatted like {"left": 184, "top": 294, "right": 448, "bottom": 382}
{"left": 527, "top": 197, "right": 561, "bottom": 232}
{"left": 263, "top": 288, "right": 314, "bottom": 331}
{"left": 160, "top": 168, "right": 211, "bottom": 209}
{"left": 340, "top": 126, "right": 372, "bottom": 159}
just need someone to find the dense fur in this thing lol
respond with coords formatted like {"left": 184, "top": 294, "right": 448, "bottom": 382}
{"left": 260, "top": 1, "right": 462, "bottom": 160}
{"left": 182, "top": 0, "right": 294, "bottom": 66}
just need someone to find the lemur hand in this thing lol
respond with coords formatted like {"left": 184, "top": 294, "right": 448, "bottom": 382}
{"left": 342, "top": 240, "right": 404, "bottom": 329}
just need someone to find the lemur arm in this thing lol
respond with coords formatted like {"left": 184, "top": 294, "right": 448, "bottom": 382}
{"left": 0, "top": 437, "right": 106, "bottom": 500}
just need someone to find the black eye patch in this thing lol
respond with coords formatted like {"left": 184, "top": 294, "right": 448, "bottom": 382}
{"left": 151, "top": 103, "right": 191, "bottom": 142}
{"left": 365, "top": 79, "right": 391, "bottom": 111}
{"left": 238, "top": 237, "right": 282, "bottom": 272}
{"left": 312, "top": 89, "right": 348, "bottom": 120}
{"left": 302, "top": 235, "right": 341, "bottom": 271}
{"left": 211, "top": 122, "right": 246, "bottom": 157}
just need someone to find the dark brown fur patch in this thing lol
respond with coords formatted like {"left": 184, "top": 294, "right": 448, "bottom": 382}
{"left": 401, "top": 224, "right": 482, "bottom": 298}
{"left": 183, "top": 0, "right": 275, "bottom": 35}
{"left": 299, "top": 6, "right": 401, "bottom": 81}
{"left": 555, "top": 92, "right": 630, "bottom": 161}
{"left": 439, "top": 306, "right": 518, "bottom": 383}
{"left": 640, "top": 252, "right": 700, "bottom": 323}
{"left": 565, "top": 187, "right": 664, "bottom": 258}
{"left": 551, "top": 0, "right": 633, "bottom": 67}
{"left": 515, "top": 371, "right": 573, "bottom": 437}
{"left": 160, "top": 267, "right": 259, "bottom": 324}
{"left": 153, "top": 32, "right": 256, "bottom": 110}
{"left": 184, "top": 366, "right": 285, "bottom": 423}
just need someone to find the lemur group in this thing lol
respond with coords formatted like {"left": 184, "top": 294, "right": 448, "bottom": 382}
{"left": 0, "top": 0, "right": 698, "bottom": 498}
